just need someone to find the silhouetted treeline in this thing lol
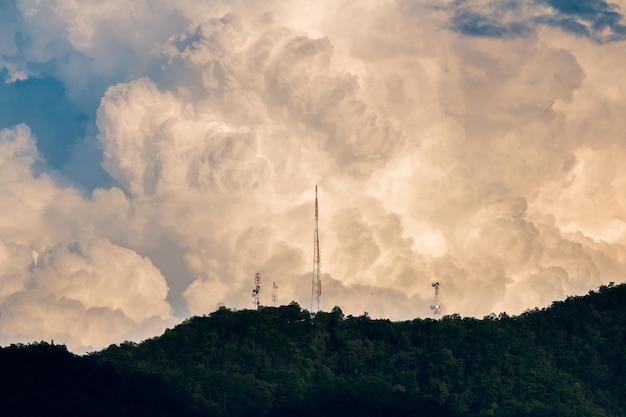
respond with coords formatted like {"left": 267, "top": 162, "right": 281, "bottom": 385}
{"left": 0, "top": 341, "right": 201, "bottom": 417}
{"left": 2, "top": 282, "right": 626, "bottom": 416}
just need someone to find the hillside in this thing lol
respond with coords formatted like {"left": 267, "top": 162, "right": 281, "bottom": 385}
{"left": 2, "top": 283, "right": 626, "bottom": 416}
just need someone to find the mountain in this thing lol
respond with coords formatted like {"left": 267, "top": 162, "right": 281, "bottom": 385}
{"left": 2, "top": 283, "right": 625, "bottom": 416}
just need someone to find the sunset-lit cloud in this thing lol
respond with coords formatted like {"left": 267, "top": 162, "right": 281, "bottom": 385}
{"left": 2, "top": 0, "right": 626, "bottom": 351}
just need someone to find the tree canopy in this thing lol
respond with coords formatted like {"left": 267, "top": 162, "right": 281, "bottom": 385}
{"left": 2, "top": 283, "right": 626, "bottom": 416}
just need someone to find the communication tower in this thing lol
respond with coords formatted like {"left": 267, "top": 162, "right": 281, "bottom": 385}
{"left": 252, "top": 272, "right": 261, "bottom": 310}
{"left": 430, "top": 282, "right": 441, "bottom": 319}
{"left": 311, "top": 185, "right": 322, "bottom": 313}
{"left": 272, "top": 281, "right": 278, "bottom": 306}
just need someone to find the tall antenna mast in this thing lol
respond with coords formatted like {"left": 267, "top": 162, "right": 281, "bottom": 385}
{"left": 252, "top": 272, "right": 261, "bottom": 310}
{"left": 311, "top": 185, "right": 322, "bottom": 313}
{"left": 430, "top": 282, "right": 441, "bottom": 319}
{"left": 272, "top": 281, "right": 278, "bottom": 306}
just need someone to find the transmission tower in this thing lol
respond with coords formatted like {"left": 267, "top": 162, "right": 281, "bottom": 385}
{"left": 311, "top": 185, "right": 322, "bottom": 313}
{"left": 430, "top": 282, "right": 441, "bottom": 319}
{"left": 252, "top": 272, "right": 261, "bottom": 310}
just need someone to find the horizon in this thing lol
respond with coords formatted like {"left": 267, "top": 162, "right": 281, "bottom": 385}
{"left": 7, "top": 281, "right": 623, "bottom": 356}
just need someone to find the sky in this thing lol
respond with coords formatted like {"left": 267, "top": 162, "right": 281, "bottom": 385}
{"left": 1, "top": 0, "right": 626, "bottom": 352}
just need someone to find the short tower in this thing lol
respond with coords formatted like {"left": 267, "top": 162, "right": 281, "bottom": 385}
{"left": 252, "top": 272, "right": 261, "bottom": 310}
{"left": 430, "top": 282, "right": 441, "bottom": 319}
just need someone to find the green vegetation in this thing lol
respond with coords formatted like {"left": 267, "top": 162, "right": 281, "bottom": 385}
{"left": 2, "top": 283, "right": 626, "bottom": 416}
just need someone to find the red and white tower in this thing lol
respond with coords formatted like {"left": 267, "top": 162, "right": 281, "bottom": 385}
{"left": 252, "top": 272, "right": 261, "bottom": 310}
{"left": 430, "top": 282, "right": 441, "bottom": 319}
{"left": 311, "top": 185, "right": 322, "bottom": 313}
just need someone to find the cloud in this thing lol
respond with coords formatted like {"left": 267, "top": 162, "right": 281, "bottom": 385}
{"left": 449, "top": 0, "right": 626, "bottom": 42}
{"left": 0, "top": 125, "right": 175, "bottom": 351}
{"left": 538, "top": 0, "right": 626, "bottom": 42}
{"left": 450, "top": 1, "right": 535, "bottom": 39}
{"left": 0, "top": 236, "right": 174, "bottom": 352}
{"left": 0, "top": 1, "right": 26, "bottom": 82}
{"left": 2, "top": 0, "right": 626, "bottom": 350}
{"left": 0, "top": 76, "right": 90, "bottom": 169}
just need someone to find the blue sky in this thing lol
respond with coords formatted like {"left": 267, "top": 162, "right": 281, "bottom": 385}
{"left": 450, "top": 0, "right": 626, "bottom": 41}
{"left": 1, "top": 0, "right": 626, "bottom": 351}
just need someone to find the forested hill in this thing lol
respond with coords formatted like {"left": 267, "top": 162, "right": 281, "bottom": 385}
{"left": 2, "top": 283, "right": 626, "bottom": 417}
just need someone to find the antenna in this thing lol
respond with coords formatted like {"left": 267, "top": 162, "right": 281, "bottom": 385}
{"left": 252, "top": 272, "right": 261, "bottom": 310}
{"left": 430, "top": 282, "right": 441, "bottom": 319}
{"left": 311, "top": 185, "right": 322, "bottom": 313}
{"left": 272, "top": 281, "right": 278, "bottom": 306}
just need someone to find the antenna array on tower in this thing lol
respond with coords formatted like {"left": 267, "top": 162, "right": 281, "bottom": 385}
{"left": 252, "top": 273, "right": 261, "bottom": 310}
{"left": 430, "top": 282, "right": 441, "bottom": 319}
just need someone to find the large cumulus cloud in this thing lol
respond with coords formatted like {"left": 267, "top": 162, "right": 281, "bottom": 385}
{"left": 0, "top": 125, "right": 175, "bottom": 352}
{"left": 2, "top": 0, "right": 626, "bottom": 351}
